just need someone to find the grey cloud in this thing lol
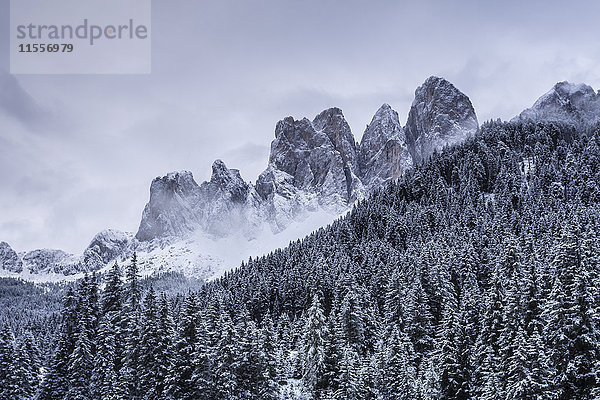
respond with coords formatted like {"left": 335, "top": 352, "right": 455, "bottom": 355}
{"left": 0, "top": 70, "right": 46, "bottom": 129}
{"left": 220, "top": 142, "right": 270, "bottom": 182}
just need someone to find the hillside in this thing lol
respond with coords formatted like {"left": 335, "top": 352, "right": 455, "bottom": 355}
{"left": 2, "top": 119, "right": 598, "bottom": 399}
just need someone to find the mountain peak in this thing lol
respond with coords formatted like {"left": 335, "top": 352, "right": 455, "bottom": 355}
{"left": 533, "top": 81, "right": 597, "bottom": 109}
{"left": 0, "top": 241, "right": 23, "bottom": 273}
{"left": 210, "top": 159, "right": 244, "bottom": 187}
{"left": 207, "top": 159, "right": 249, "bottom": 204}
{"left": 515, "top": 81, "right": 600, "bottom": 126}
{"left": 405, "top": 76, "right": 478, "bottom": 162}
{"left": 374, "top": 103, "right": 393, "bottom": 114}
{"left": 359, "top": 104, "right": 412, "bottom": 187}
{"left": 370, "top": 103, "right": 400, "bottom": 126}
{"left": 161, "top": 170, "right": 196, "bottom": 190}
{"left": 267, "top": 108, "right": 363, "bottom": 204}
{"left": 552, "top": 81, "right": 595, "bottom": 96}
{"left": 312, "top": 107, "right": 344, "bottom": 124}
{"left": 422, "top": 75, "right": 447, "bottom": 86}
{"left": 136, "top": 171, "right": 201, "bottom": 241}
{"left": 82, "top": 229, "right": 131, "bottom": 269}
{"left": 212, "top": 159, "right": 228, "bottom": 172}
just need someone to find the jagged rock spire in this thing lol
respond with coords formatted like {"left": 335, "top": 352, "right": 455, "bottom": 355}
{"left": 405, "top": 76, "right": 478, "bottom": 162}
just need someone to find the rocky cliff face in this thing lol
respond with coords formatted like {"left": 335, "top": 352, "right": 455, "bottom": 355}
{"left": 136, "top": 108, "right": 365, "bottom": 244}
{"left": 405, "top": 76, "right": 479, "bottom": 163}
{"left": 0, "top": 245, "right": 82, "bottom": 276}
{"left": 359, "top": 104, "right": 412, "bottom": 187}
{"left": 514, "top": 81, "right": 600, "bottom": 127}
{"left": 136, "top": 171, "right": 203, "bottom": 241}
{"left": 0, "top": 231, "right": 133, "bottom": 277}
{"left": 136, "top": 161, "right": 265, "bottom": 242}
{"left": 263, "top": 108, "right": 364, "bottom": 208}
{"left": 83, "top": 230, "right": 132, "bottom": 270}
{"left": 0, "top": 242, "right": 22, "bottom": 273}
{"left": 197, "top": 160, "right": 263, "bottom": 238}
{"left": 312, "top": 108, "right": 363, "bottom": 202}
{"left": 2, "top": 76, "right": 483, "bottom": 280}
{"left": 21, "top": 249, "right": 80, "bottom": 275}
{"left": 133, "top": 77, "right": 480, "bottom": 248}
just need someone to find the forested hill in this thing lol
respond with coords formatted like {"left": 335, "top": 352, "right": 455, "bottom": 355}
{"left": 206, "top": 120, "right": 600, "bottom": 398}
{"left": 3, "top": 120, "right": 600, "bottom": 399}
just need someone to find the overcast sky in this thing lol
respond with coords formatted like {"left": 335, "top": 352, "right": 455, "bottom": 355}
{"left": 1, "top": 0, "right": 599, "bottom": 254}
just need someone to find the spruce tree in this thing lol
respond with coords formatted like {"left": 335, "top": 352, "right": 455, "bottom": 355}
{"left": 379, "top": 327, "right": 416, "bottom": 400}
{"left": 12, "top": 333, "right": 40, "bottom": 399}
{"left": 0, "top": 325, "right": 17, "bottom": 399}
{"left": 302, "top": 294, "right": 327, "bottom": 397}
{"left": 214, "top": 311, "right": 239, "bottom": 400}
{"left": 139, "top": 286, "right": 164, "bottom": 400}
{"left": 167, "top": 293, "right": 200, "bottom": 400}
{"left": 122, "top": 254, "right": 142, "bottom": 399}
{"left": 68, "top": 296, "right": 93, "bottom": 400}
{"left": 90, "top": 316, "right": 119, "bottom": 400}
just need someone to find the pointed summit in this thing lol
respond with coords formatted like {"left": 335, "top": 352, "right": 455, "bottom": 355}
{"left": 359, "top": 104, "right": 412, "bottom": 186}
{"left": 136, "top": 171, "right": 202, "bottom": 241}
{"left": 312, "top": 107, "right": 359, "bottom": 172}
{"left": 209, "top": 159, "right": 249, "bottom": 203}
{"left": 0, "top": 242, "right": 23, "bottom": 273}
{"left": 266, "top": 108, "right": 363, "bottom": 206}
{"left": 404, "top": 76, "right": 478, "bottom": 162}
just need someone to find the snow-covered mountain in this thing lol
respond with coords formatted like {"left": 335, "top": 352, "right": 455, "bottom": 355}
{"left": 359, "top": 103, "right": 413, "bottom": 187}
{"left": 0, "top": 76, "right": 481, "bottom": 281}
{"left": 514, "top": 81, "right": 600, "bottom": 127}
{"left": 0, "top": 242, "right": 22, "bottom": 273}
{"left": 405, "top": 76, "right": 479, "bottom": 163}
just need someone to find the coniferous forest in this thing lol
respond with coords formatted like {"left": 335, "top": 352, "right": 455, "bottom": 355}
{"left": 1, "top": 120, "right": 600, "bottom": 399}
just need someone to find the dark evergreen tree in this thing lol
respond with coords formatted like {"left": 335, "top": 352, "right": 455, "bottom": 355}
{"left": 12, "top": 333, "right": 40, "bottom": 399}
{"left": 167, "top": 293, "right": 200, "bottom": 400}
{"left": 378, "top": 327, "right": 416, "bottom": 400}
{"left": 123, "top": 254, "right": 142, "bottom": 399}
{"left": 0, "top": 325, "right": 17, "bottom": 399}
{"left": 302, "top": 294, "right": 327, "bottom": 398}
{"left": 67, "top": 296, "right": 93, "bottom": 400}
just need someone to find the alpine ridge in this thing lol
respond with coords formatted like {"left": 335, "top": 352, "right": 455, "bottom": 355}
{"left": 22, "top": 76, "right": 600, "bottom": 281}
{"left": 133, "top": 77, "right": 479, "bottom": 249}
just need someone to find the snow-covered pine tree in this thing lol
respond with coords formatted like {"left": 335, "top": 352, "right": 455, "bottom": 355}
{"left": 90, "top": 315, "right": 119, "bottom": 400}
{"left": 378, "top": 326, "right": 416, "bottom": 400}
{"left": 67, "top": 295, "right": 94, "bottom": 400}
{"left": 139, "top": 286, "right": 166, "bottom": 400}
{"left": 122, "top": 254, "right": 143, "bottom": 400}
{"left": 0, "top": 325, "right": 17, "bottom": 399}
{"left": 543, "top": 225, "right": 600, "bottom": 399}
{"left": 166, "top": 293, "right": 200, "bottom": 400}
{"left": 12, "top": 333, "right": 41, "bottom": 399}
{"left": 214, "top": 311, "right": 239, "bottom": 399}
{"left": 37, "top": 287, "right": 78, "bottom": 400}
{"left": 258, "top": 315, "right": 279, "bottom": 400}
{"left": 302, "top": 293, "right": 327, "bottom": 398}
